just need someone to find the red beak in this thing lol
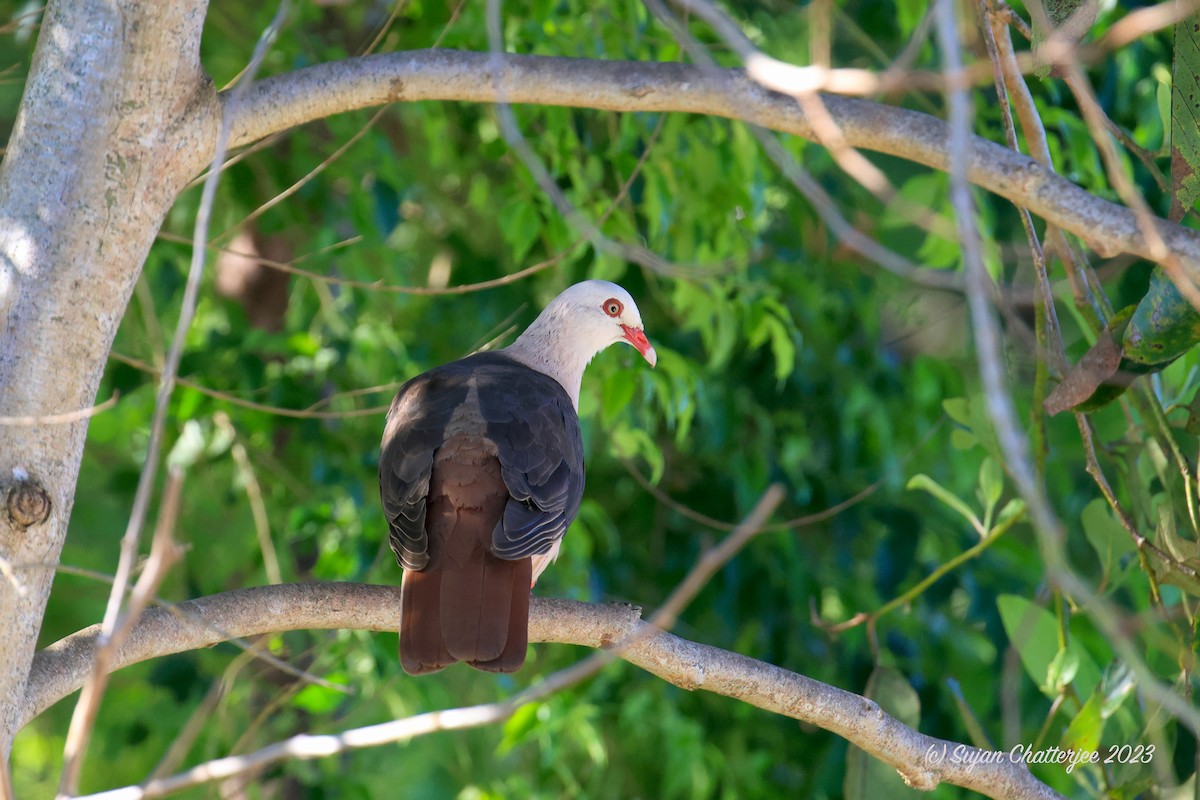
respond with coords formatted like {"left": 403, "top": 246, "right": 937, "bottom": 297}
{"left": 621, "top": 325, "right": 657, "bottom": 367}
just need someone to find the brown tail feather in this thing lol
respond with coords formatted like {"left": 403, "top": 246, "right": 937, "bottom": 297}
{"left": 398, "top": 437, "right": 533, "bottom": 675}
{"left": 400, "top": 569, "right": 455, "bottom": 675}
{"left": 470, "top": 556, "right": 532, "bottom": 672}
{"left": 441, "top": 551, "right": 514, "bottom": 662}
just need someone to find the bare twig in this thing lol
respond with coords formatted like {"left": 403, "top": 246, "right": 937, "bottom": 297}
{"left": 485, "top": 6, "right": 743, "bottom": 280}
{"left": 58, "top": 470, "right": 186, "bottom": 796}
{"left": 820, "top": 504, "right": 1027, "bottom": 634}
{"left": 215, "top": 106, "right": 388, "bottom": 244}
{"left": 1061, "top": 63, "right": 1200, "bottom": 311}
{"left": 360, "top": 0, "right": 407, "bottom": 56}
{"left": 108, "top": 351, "right": 395, "bottom": 420}
{"left": 0, "top": 393, "right": 119, "bottom": 427}
{"left": 170, "top": 113, "right": 665, "bottom": 298}
{"left": 977, "top": 0, "right": 1064, "bottom": 473}
{"left": 15, "top": 559, "right": 347, "bottom": 694}
{"left": 666, "top": 0, "right": 961, "bottom": 242}
{"left": 646, "top": 485, "right": 785, "bottom": 630}
{"left": 431, "top": 0, "right": 469, "bottom": 49}
{"left": 986, "top": 3, "right": 1107, "bottom": 319}
{"left": 214, "top": 413, "right": 282, "bottom": 585}
{"left": 643, "top": 0, "right": 965, "bottom": 291}
{"left": 621, "top": 458, "right": 879, "bottom": 533}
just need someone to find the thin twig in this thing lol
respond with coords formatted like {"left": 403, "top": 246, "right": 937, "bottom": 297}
{"left": 214, "top": 413, "right": 282, "bottom": 585}
{"left": 985, "top": 1, "right": 1109, "bottom": 321}
{"left": 622, "top": 459, "right": 878, "bottom": 533}
{"left": 360, "top": 0, "right": 407, "bottom": 56}
{"left": 646, "top": 485, "right": 785, "bottom": 631}
{"left": 0, "top": 393, "right": 119, "bottom": 427}
{"left": 673, "top": 0, "right": 963, "bottom": 241}
{"left": 216, "top": 106, "right": 388, "bottom": 244}
{"left": 58, "top": 470, "right": 186, "bottom": 796}
{"left": 821, "top": 504, "right": 1027, "bottom": 633}
{"left": 1062, "top": 64, "right": 1200, "bottom": 311}
{"left": 977, "top": 0, "right": 1066, "bottom": 476}
{"left": 108, "top": 351, "right": 394, "bottom": 420}
{"left": 485, "top": 2, "right": 730, "bottom": 280}
{"left": 1102, "top": 115, "right": 1168, "bottom": 193}
{"left": 431, "top": 0, "right": 469, "bottom": 49}
{"left": 644, "top": 0, "right": 965, "bottom": 291}
{"left": 166, "top": 112, "right": 666, "bottom": 298}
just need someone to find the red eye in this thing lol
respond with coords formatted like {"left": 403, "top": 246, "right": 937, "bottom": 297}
{"left": 603, "top": 298, "right": 623, "bottom": 317}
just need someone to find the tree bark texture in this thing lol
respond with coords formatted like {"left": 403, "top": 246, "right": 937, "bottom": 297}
{"left": 0, "top": 0, "right": 217, "bottom": 753}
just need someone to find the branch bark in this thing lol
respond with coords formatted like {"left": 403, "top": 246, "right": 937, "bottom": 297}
{"left": 223, "top": 49, "right": 1200, "bottom": 278}
{"left": 25, "top": 583, "right": 1063, "bottom": 800}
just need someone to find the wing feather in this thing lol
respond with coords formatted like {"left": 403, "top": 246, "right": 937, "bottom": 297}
{"left": 380, "top": 352, "right": 585, "bottom": 569}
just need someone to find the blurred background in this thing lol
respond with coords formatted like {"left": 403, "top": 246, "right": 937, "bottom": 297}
{"left": 3, "top": 0, "right": 1196, "bottom": 797}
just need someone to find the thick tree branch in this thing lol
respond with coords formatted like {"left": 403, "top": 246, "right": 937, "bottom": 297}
{"left": 221, "top": 49, "right": 1200, "bottom": 279}
{"left": 26, "top": 583, "right": 1061, "bottom": 800}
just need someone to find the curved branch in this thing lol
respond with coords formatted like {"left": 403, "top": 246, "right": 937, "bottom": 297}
{"left": 26, "top": 583, "right": 1061, "bottom": 800}
{"left": 222, "top": 49, "right": 1200, "bottom": 277}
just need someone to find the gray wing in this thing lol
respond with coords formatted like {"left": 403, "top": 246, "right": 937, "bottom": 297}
{"left": 379, "top": 352, "right": 584, "bottom": 569}
{"left": 379, "top": 366, "right": 470, "bottom": 570}
{"left": 477, "top": 365, "right": 584, "bottom": 559}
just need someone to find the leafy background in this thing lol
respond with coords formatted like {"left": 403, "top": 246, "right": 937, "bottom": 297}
{"left": 3, "top": 0, "right": 1198, "bottom": 797}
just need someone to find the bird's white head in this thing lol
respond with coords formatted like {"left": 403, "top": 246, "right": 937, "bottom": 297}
{"left": 548, "top": 280, "right": 656, "bottom": 367}
{"left": 504, "top": 279, "right": 656, "bottom": 406}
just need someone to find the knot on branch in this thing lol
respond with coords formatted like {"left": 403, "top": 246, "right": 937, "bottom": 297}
{"left": 7, "top": 472, "right": 52, "bottom": 527}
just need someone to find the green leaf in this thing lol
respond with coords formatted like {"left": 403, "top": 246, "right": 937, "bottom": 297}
{"left": 1100, "top": 662, "right": 1137, "bottom": 719}
{"left": 996, "top": 595, "right": 1102, "bottom": 697}
{"left": 600, "top": 371, "right": 636, "bottom": 424}
{"left": 996, "top": 498, "right": 1027, "bottom": 527}
{"left": 1122, "top": 268, "right": 1200, "bottom": 368}
{"left": 943, "top": 398, "right": 972, "bottom": 427}
{"left": 978, "top": 457, "right": 1003, "bottom": 519}
{"left": 501, "top": 198, "right": 541, "bottom": 263}
{"left": 610, "top": 425, "right": 664, "bottom": 484}
{"left": 1061, "top": 688, "right": 1104, "bottom": 755}
{"left": 292, "top": 682, "right": 346, "bottom": 715}
{"left": 499, "top": 702, "right": 541, "bottom": 755}
{"left": 845, "top": 666, "right": 924, "bottom": 800}
{"left": 951, "top": 429, "right": 979, "bottom": 450}
{"left": 1150, "top": 505, "right": 1200, "bottom": 595}
{"left": 1046, "top": 647, "right": 1080, "bottom": 692}
{"left": 167, "top": 420, "right": 206, "bottom": 470}
{"left": 1171, "top": 10, "right": 1200, "bottom": 220}
{"left": 1081, "top": 499, "right": 1136, "bottom": 582}
{"left": 907, "top": 474, "right": 982, "bottom": 530}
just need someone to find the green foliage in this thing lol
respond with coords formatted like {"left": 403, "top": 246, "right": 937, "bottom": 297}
{"left": 3, "top": 0, "right": 1200, "bottom": 798}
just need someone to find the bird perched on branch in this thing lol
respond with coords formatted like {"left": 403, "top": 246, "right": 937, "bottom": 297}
{"left": 379, "top": 280, "right": 656, "bottom": 675}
